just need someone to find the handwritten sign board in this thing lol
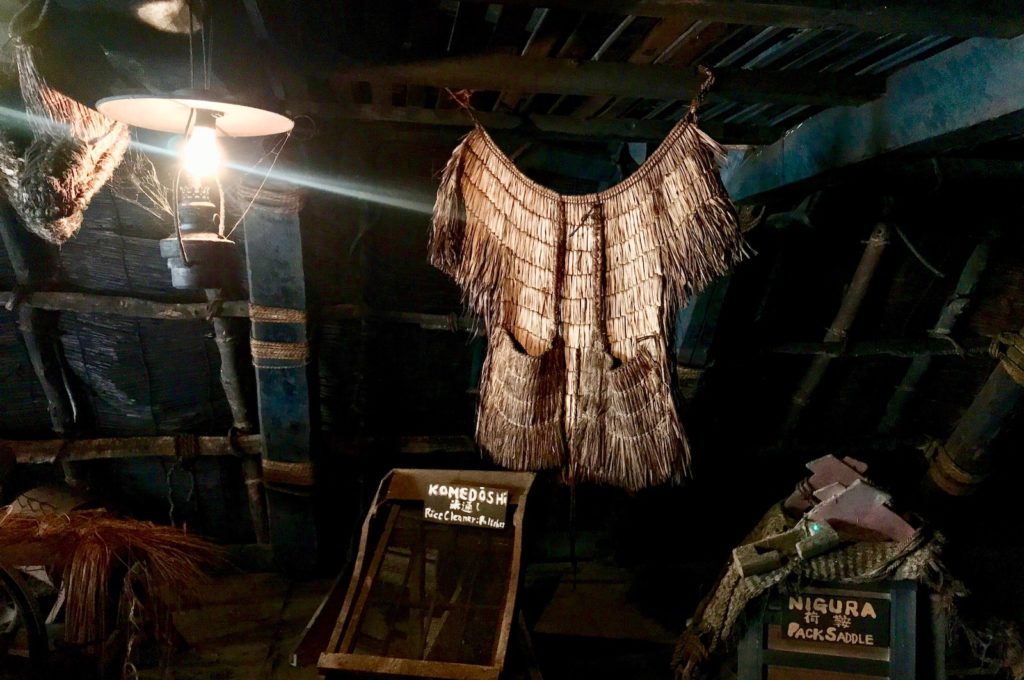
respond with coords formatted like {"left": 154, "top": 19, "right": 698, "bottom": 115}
{"left": 423, "top": 483, "right": 509, "bottom": 530}
{"left": 780, "top": 592, "right": 891, "bottom": 648}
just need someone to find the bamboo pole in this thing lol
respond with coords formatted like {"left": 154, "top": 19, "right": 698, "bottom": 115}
{"left": 878, "top": 230, "right": 996, "bottom": 433}
{"left": 924, "top": 325, "right": 1024, "bottom": 497}
{"left": 781, "top": 222, "right": 890, "bottom": 435}
{"left": 767, "top": 336, "right": 991, "bottom": 359}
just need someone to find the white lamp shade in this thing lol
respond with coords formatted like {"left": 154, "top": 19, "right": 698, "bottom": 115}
{"left": 96, "top": 94, "right": 294, "bottom": 137}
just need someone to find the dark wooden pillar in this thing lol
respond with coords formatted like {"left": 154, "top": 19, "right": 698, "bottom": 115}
{"left": 0, "top": 199, "right": 77, "bottom": 435}
{"left": 238, "top": 181, "right": 318, "bottom": 570}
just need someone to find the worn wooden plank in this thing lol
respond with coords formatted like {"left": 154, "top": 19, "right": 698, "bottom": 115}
{"left": 573, "top": 16, "right": 696, "bottom": 119}
{"left": 0, "top": 291, "right": 249, "bottom": 319}
{"left": 319, "top": 653, "right": 499, "bottom": 679}
{"left": 332, "top": 55, "right": 885, "bottom": 106}
{"left": 463, "top": 0, "right": 1024, "bottom": 39}
{"left": 725, "top": 36, "right": 1024, "bottom": 203}
{"left": 2, "top": 435, "right": 263, "bottom": 464}
{"left": 311, "top": 104, "right": 779, "bottom": 145}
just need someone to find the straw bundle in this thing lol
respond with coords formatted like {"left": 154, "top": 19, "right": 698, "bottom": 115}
{"left": 0, "top": 43, "right": 129, "bottom": 244}
{"left": 0, "top": 508, "right": 217, "bottom": 648}
{"left": 431, "top": 117, "right": 745, "bottom": 489}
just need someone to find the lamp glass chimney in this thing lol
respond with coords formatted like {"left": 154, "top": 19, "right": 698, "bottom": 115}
{"left": 182, "top": 110, "right": 221, "bottom": 178}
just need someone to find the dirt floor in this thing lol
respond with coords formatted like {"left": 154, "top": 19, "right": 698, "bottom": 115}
{"left": 138, "top": 573, "right": 329, "bottom": 680}
{"left": 132, "top": 563, "right": 680, "bottom": 680}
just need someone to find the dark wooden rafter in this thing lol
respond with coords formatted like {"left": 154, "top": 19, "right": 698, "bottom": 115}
{"left": 572, "top": 15, "right": 696, "bottom": 120}
{"left": 332, "top": 54, "right": 885, "bottom": 107}
{"left": 3, "top": 434, "right": 478, "bottom": 464}
{"left": 0, "top": 291, "right": 249, "bottom": 320}
{"left": 726, "top": 36, "right": 1024, "bottom": 203}
{"left": 496, "top": 8, "right": 583, "bottom": 111}
{"left": 313, "top": 105, "right": 778, "bottom": 145}
{"left": 4, "top": 288, "right": 1003, "bottom": 360}
{"left": 3, "top": 435, "right": 264, "bottom": 464}
{"left": 767, "top": 336, "right": 992, "bottom": 359}
{"left": 462, "top": 0, "right": 1024, "bottom": 39}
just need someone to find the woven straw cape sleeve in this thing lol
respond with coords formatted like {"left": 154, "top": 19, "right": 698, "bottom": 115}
{"left": 604, "top": 123, "right": 747, "bottom": 358}
{"left": 430, "top": 129, "right": 561, "bottom": 357}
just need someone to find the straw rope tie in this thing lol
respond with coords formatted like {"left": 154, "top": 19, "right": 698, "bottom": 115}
{"left": 990, "top": 331, "right": 1024, "bottom": 387}
{"left": 250, "top": 338, "right": 309, "bottom": 367}
{"left": 923, "top": 438, "right": 987, "bottom": 496}
{"left": 249, "top": 303, "right": 307, "bottom": 324}
{"left": 262, "top": 459, "right": 315, "bottom": 487}
{"left": 234, "top": 183, "right": 304, "bottom": 215}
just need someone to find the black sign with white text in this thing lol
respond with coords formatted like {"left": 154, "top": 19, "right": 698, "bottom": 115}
{"left": 424, "top": 483, "right": 509, "bottom": 530}
{"left": 781, "top": 592, "right": 891, "bottom": 647}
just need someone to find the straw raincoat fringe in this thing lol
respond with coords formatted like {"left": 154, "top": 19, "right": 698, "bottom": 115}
{"left": 0, "top": 41, "right": 129, "bottom": 244}
{"left": 431, "top": 113, "right": 746, "bottom": 490}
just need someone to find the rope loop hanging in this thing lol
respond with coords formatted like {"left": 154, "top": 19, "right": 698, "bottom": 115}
{"left": 686, "top": 65, "right": 715, "bottom": 124}
{"left": 446, "top": 88, "right": 481, "bottom": 128}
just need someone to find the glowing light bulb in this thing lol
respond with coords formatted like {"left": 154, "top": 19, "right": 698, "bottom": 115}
{"left": 182, "top": 116, "right": 220, "bottom": 178}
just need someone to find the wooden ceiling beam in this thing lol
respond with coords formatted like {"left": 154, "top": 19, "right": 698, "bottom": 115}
{"left": 307, "top": 104, "right": 779, "bottom": 145}
{"left": 462, "top": 0, "right": 1024, "bottom": 39}
{"left": 331, "top": 54, "right": 884, "bottom": 107}
{"left": 725, "top": 36, "right": 1024, "bottom": 203}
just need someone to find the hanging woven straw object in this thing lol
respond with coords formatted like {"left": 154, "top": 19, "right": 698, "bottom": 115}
{"left": 0, "top": 9, "right": 129, "bottom": 244}
{"left": 431, "top": 73, "right": 749, "bottom": 491}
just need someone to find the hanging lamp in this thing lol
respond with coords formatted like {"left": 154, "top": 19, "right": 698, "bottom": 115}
{"left": 95, "top": 4, "right": 294, "bottom": 290}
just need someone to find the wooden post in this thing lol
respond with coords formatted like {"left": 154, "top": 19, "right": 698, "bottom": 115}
{"left": 205, "top": 289, "right": 270, "bottom": 545}
{"left": 0, "top": 200, "right": 77, "bottom": 436}
{"left": 878, "top": 231, "right": 995, "bottom": 433}
{"left": 239, "top": 180, "right": 318, "bottom": 570}
{"left": 782, "top": 222, "right": 889, "bottom": 435}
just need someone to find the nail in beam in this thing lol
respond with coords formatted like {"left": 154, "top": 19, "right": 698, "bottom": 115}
{"left": 239, "top": 181, "right": 318, "bottom": 570}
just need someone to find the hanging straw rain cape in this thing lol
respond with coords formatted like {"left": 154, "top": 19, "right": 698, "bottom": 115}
{"left": 431, "top": 102, "right": 747, "bottom": 490}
